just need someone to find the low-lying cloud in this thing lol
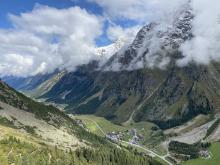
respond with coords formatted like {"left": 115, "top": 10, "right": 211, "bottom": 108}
{"left": 91, "top": 0, "right": 220, "bottom": 69}
{"left": 107, "top": 25, "right": 141, "bottom": 42}
{"left": 89, "top": 0, "right": 188, "bottom": 24}
{"left": 178, "top": 0, "right": 220, "bottom": 66}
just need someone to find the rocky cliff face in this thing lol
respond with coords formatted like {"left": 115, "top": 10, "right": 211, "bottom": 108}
{"left": 104, "top": 4, "right": 193, "bottom": 71}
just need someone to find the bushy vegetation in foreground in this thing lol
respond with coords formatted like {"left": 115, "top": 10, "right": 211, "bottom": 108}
{"left": 0, "top": 136, "right": 162, "bottom": 165}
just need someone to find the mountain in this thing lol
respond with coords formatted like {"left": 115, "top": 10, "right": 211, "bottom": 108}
{"left": 36, "top": 4, "right": 220, "bottom": 129}
{"left": 2, "top": 2, "right": 220, "bottom": 164}
{"left": 0, "top": 79, "right": 161, "bottom": 165}
{"left": 2, "top": 69, "right": 60, "bottom": 92}
{"left": 95, "top": 38, "right": 128, "bottom": 61}
{"left": 3, "top": 3, "right": 220, "bottom": 130}
{"left": 2, "top": 39, "right": 127, "bottom": 98}
{"left": 104, "top": 3, "right": 193, "bottom": 70}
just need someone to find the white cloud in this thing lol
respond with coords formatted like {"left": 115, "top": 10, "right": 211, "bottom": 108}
{"left": 2, "top": 0, "right": 219, "bottom": 76}
{"left": 107, "top": 25, "right": 141, "bottom": 42}
{"left": 0, "top": 5, "right": 104, "bottom": 77}
{"left": 0, "top": 54, "right": 33, "bottom": 77}
{"left": 92, "top": 0, "right": 220, "bottom": 67}
{"left": 10, "top": 5, "right": 103, "bottom": 39}
{"left": 178, "top": 0, "right": 220, "bottom": 66}
{"left": 89, "top": 0, "right": 188, "bottom": 23}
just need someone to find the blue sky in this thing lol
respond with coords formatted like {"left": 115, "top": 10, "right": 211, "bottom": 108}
{"left": 0, "top": 0, "right": 110, "bottom": 45}
{"left": 1, "top": 0, "right": 174, "bottom": 76}
{"left": 0, "top": 0, "right": 160, "bottom": 77}
{"left": 0, "top": 0, "right": 140, "bottom": 46}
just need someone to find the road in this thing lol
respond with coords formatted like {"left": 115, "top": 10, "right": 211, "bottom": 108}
{"left": 120, "top": 140, "right": 173, "bottom": 165}
{"left": 89, "top": 119, "right": 173, "bottom": 165}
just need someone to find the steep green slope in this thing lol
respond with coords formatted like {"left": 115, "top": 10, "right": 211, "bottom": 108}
{"left": 38, "top": 62, "right": 219, "bottom": 130}
{"left": 133, "top": 64, "right": 215, "bottom": 129}
{"left": 43, "top": 66, "right": 167, "bottom": 124}
{"left": 27, "top": 71, "right": 66, "bottom": 98}
{"left": 0, "top": 79, "right": 71, "bottom": 126}
{"left": 0, "top": 135, "right": 160, "bottom": 165}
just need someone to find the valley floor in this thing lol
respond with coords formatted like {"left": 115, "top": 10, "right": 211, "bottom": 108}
{"left": 71, "top": 115, "right": 173, "bottom": 165}
{"left": 72, "top": 114, "right": 220, "bottom": 165}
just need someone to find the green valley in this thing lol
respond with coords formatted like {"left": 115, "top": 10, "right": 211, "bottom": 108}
{"left": 0, "top": 80, "right": 163, "bottom": 165}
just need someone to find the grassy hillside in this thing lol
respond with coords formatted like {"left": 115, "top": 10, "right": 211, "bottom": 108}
{"left": 0, "top": 80, "right": 69, "bottom": 125}
{"left": 0, "top": 134, "right": 159, "bottom": 165}
{"left": 0, "top": 80, "right": 164, "bottom": 165}
{"left": 0, "top": 115, "right": 162, "bottom": 165}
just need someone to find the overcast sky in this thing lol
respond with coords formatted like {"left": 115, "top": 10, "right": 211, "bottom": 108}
{"left": 0, "top": 0, "right": 219, "bottom": 77}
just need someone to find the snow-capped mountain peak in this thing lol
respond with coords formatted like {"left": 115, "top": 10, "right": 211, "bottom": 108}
{"left": 103, "top": 3, "right": 193, "bottom": 71}
{"left": 95, "top": 38, "right": 128, "bottom": 60}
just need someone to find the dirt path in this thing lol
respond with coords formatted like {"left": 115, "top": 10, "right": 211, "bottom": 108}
{"left": 124, "top": 79, "right": 166, "bottom": 125}
{"left": 7, "top": 147, "right": 13, "bottom": 156}
{"left": 48, "top": 152, "right": 52, "bottom": 164}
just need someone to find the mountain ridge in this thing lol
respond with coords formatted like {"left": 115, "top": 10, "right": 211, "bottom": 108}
{"left": 3, "top": 3, "right": 220, "bottom": 130}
